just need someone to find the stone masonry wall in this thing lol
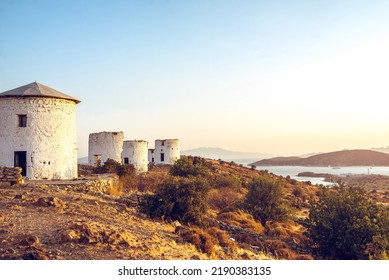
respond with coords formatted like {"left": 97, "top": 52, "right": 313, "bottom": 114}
{"left": 0, "top": 166, "right": 24, "bottom": 185}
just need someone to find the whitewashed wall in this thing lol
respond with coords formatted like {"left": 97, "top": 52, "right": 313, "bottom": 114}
{"left": 122, "top": 140, "right": 148, "bottom": 172}
{"left": 0, "top": 97, "right": 78, "bottom": 179}
{"left": 153, "top": 139, "right": 180, "bottom": 165}
{"left": 88, "top": 131, "right": 124, "bottom": 166}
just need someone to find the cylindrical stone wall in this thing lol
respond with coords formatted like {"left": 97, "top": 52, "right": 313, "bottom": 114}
{"left": 153, "top": 139, "right": 180, "bottom": 165}
{"left": 88, "top": 131, "right": 124, "bottom": 166}
{"left": 0, "top": 97, "right": 78, "bottom": 179}
{"left": 122, "top": 140, "right": 148, "bottom": 172}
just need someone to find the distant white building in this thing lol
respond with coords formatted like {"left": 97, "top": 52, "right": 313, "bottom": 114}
{"left": 122, "top": 140, "right": 148, "bottom": 173}
{"left": 149, "top": 139, "right": 180, "bottom": 165}
{"left": 0, "top": 82, "right": 80, "bottom": 179}
{"left": 88, "top": 133, "right": 180, "bottom": 169}
{"left": 88, "top": 131, "right": 124, "bottom": 166}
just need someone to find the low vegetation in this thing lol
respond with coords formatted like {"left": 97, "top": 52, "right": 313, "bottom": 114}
{"left": 139, "top": 176, "right": 210, "bottom": 224}
{"left": 306, "top": 184, "right": 389, "bottom": 259}
{"left": 243, "top": 177, "right": 295, "bottom": 223}
{"left": 3, "top": 156, "right": 388, "bottom": 260}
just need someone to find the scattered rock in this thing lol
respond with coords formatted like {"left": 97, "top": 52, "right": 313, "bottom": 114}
{"left": 34, "top": 197, "right": 66, "bottom": 209}
{"left": 21, "top": 248, "right": 49, "bottom": 260}
{"left": 59, "top": 222, "right": 134, "bottom": 247}
{"left": 175, "top": 225, "right": 190, "bottom": 234}
{"left": 19, "top": 235, "right": 40, "bottom": 247}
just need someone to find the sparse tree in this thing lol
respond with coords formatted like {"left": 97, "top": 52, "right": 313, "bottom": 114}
{"left": 140, "top": 176, "right": 210, "bottom": 224}
{"left": 243, "top": 177, "right": 294, "bottom": 223}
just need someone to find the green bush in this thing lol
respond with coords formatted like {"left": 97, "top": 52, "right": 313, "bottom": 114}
{"left": 140, "top": 176, "right": 210, "bottom": 224}
{"left": 170, "top": 156, "right": 209, "bottom": 177}
{"left": 115, "top": 164, "right": 135, "bottom": 177}
{"left": 94, "top": 159, "right": 121, "bottom": 174}
{"left": 213, "top": 174, "right": 242, "bottom": 189}
{"left": 94, "top": 159, "right": 135, "bottom": 177}
{"left": 243, "top": 177, "right": 294, "bottom": 223}
{"left": 307, "top": 185, "right": 389, "bottom": 259}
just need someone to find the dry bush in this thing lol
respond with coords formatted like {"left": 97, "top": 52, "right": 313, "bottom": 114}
{"left": 180, "top": 227, "right": 217, "bottom": 255}
{"left": 217, "top": 210, "right": 265, "bottom": 234}
{"left": 120, "top": 175, "right": 137, "bottom": 192}
{"left": 264, "top": 239, "right": 289, "bottom": 250}
{"left": 264, "top": 239, "right": 296, "bottom": 260}
{"left": 265, "top": 221, "right": 311, "bottom": 247}
{"left": 206, "top": 227, "right": 238, "bottom": 252}
{"left": 105, "top": 180, "right": 124, "bottom": 196}
{"left": 234, "top": 233, "right": 265, "bottom": 249}
{"left": 136, "top": 170, "right": 169, "bottom": 192}
{"left": 274, "top": 248, "right": 297, "bottom": 259}
{"left": 77, "top": 164, "right": 95, "bottom": 176}
{"left": 207, "top": 188, "right": 241, "bottom": 211}
{"left": 265, "top": 221, "right": 295, "bottom": 239}
{"left": 295, "top": 254, "right": 314, "bottom": 260}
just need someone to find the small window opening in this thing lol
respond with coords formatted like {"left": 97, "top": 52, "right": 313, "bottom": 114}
{"left": 18, "top": 115, "right": 27, "bottom": 127}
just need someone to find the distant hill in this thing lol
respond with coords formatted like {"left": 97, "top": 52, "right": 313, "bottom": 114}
{"left": 251, "top": 149, "right": 389, "bottom": 166}
{"left": 78, "top": 157, "right": 88, "bottom": 164}
{"left": 181, "top": 147, "right": 271, "bottom": 161}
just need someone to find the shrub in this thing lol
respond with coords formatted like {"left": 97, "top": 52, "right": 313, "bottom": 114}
{"left": 139, "top": 176, "right": 210, "bottom": 224}
{"left": 94, "top": 159, "right": 121, "bottom": 174}
{"left": 217, "top": 210, "right": 265, "bottom": 234}
{"left": 170, "top": 156, "right": 209, "bottom": 177}
{"left": 115, "top": 164, "right": 135, "bottom": 177}
{"left": 206, "top": 227, "right": 238, "bottom": 252}
{"left": 307, "top": 185, "right": 389, "bottom": 259}
{"left": 243, "top": 177, "right": 294, "bottom": 223}
{"left": 292, "top": 186, "right": 304, "bottom": 198}
{"left": 207, "top": 188, "right": 241, "bottom": 211}
{"left": 213, "top": 174, "right": 242, "bottom": 189}
{"left": 180, "top": 227, "right": 217, "bottom": 255}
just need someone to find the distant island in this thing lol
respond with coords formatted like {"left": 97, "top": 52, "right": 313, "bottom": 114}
{"left": 250, "top": 149, "right": 389, "bottom": 167}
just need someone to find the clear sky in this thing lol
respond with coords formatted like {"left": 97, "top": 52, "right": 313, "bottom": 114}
{"left": 1, "top": 0, "right": 389, "bottom": 157}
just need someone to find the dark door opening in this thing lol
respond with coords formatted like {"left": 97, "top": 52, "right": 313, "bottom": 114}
{"left": 124, "top": 157, "right": 129, "bottom": 164}
{"left": 160, "top": 153, "right": 165, "bottom": 162}
{"left": 14, "top": 151, "right": 27, "bottom": 176}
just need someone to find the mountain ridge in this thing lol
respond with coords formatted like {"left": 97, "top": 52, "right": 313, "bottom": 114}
{"left": 251, "top": 149, "right": 389, "bottom": 166}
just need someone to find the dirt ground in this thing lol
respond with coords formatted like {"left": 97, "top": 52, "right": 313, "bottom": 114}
{"left": 0, "top": 182, "right": 268, "bottom": 260}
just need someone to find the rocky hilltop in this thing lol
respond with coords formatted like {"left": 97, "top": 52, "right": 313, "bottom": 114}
{"left": 251, "top": 149, "right": 389, "bottom": 166}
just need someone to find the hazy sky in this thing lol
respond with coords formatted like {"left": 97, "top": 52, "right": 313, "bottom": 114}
{"left": 1, "top": 0, "right": 389, "bottom": 157}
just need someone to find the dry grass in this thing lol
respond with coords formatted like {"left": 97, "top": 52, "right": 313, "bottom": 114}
{"left": 0, "top": 182, "right": 209, "bottom": 260}
{"left": 217, "top": 210, "right": 265, "bottom": 234}
{"left": 206, "top": 227, "right": 238, "bottom": 252}
{"left": 180, "top": 227, "right": 217, "bottom": 256}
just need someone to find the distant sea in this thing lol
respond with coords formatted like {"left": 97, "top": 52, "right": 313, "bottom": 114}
{"left": 233, "top": 159, "right": 389, "bottom": 186}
